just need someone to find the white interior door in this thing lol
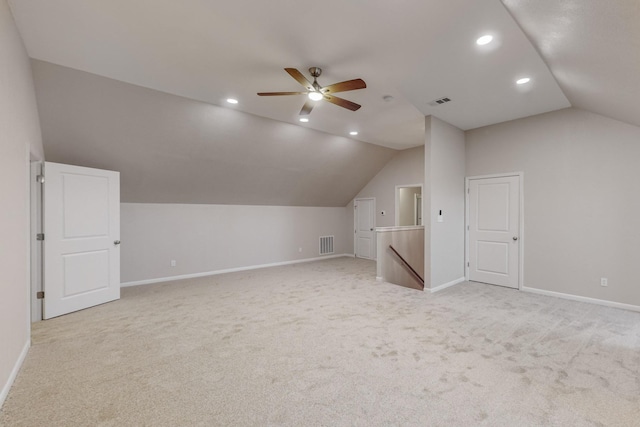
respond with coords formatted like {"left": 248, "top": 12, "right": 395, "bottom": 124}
{"left": 355, "top": 198, "right": 376, "bottom": 259}
{"left": 43, "top": 162, "right": 120, "bottom": 319}
{"left": 468, "top": 175, "right": 520, "bottom": 289}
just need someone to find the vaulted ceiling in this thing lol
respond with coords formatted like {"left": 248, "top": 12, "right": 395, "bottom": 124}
{"left": 8, "top": 0, "right": 639, "bottom": 205}
{"left": 502, "top": 0, "right": 640, "bottom": 129}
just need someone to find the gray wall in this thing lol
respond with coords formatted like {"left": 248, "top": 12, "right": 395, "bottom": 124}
{"left": 345, "top": 145, "right": 424, "bottom": 253}
{"left": 121, "top": 203, "right": 348, "bottom": 283}
{"left": 0, "top": 0, "right": 44, "bottom": 405}
{"left": 425, "top": 116, "right": 466, "bottom": 289}
{"left": 352, "top": 145, "right": 425, "bottom": 229}
{"left": 466, "top": 107, "right": 640, "bottom": 306}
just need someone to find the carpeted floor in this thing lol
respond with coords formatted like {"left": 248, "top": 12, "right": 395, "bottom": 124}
{"left": 1, "top": 257, "right": 639, "bottom": 426}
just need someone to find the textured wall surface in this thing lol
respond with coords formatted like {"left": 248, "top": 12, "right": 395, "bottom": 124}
{"left": 120, "top": 203, "right": 348, "bottom": 283}
{"left": 0, "top": 0, "right": 44, "bottom": 405}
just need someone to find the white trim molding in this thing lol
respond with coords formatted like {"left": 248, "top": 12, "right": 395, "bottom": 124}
{"left": 1, "top": 340, "right": 30, "bottom": 408}
{"left": 376, "top": 225, "right": 425, "bottom": 233}
{"left": 522, "top": 286, "right": 640, "bottom": 313}
{"left": 121, "top": 254, "right": 353, "bottom": 287}
{"left": 429, "top": 277, "right": 466, "bottom": 293}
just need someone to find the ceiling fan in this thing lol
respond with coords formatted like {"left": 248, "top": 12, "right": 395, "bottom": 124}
{"left": 258, "top": 67, "right": 366, "bottom": 116}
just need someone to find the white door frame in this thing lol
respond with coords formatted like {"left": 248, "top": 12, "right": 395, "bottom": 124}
{"left": 414, "top": 193, "right": 422, "bottom": 226}
{"left": 465, "top": 172, "right": 524, "bottom": 289}
{"left": 30, "top": 161, "right": 43, "bottom": 322}
{"left": 354, "top": 197, "right": 376, "bottom": 259}
{"left": 395, "top": 184, "right": 423, "bottom": 226}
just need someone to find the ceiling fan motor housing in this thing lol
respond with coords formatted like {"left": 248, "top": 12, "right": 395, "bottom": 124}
{"left": 309, "top": 67, "right": 322, "bottom": 78}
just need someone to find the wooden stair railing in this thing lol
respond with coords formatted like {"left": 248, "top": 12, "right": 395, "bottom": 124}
{"left": 388, "top": 245, "right": 424, "bottom": 290}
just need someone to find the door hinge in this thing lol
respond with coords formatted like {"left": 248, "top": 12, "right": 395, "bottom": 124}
{"left": 36, "top": 233, "right": 44, "bottom": 241}
{"left": 37, "top": 291, "right": 44, "bottom": 299}
{"left": 467, "top": 225, "right": 469, "bottom": 231}
{"left": 36, "top": 175, "right": 45, "bottom": 184}
{"left": 467, "top": 262, "right": 470, "bottom": 267}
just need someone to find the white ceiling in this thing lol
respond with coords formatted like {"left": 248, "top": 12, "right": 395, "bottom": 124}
{"left": 502, "top": 0, "right": 640, "bottom": 130}
{"left": 9, "top": 0, "right": 572, "bottom": 150}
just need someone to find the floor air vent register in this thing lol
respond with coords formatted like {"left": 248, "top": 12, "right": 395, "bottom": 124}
{"left": 319, "top": 236, "right": 334, "bottom": 255}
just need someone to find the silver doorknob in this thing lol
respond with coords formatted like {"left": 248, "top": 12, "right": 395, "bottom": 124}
{"left": 114, "top": 240, "right": 121, "bottom": 245}
{"left": 512, "top": 237, "right": 518, "bottom": 241}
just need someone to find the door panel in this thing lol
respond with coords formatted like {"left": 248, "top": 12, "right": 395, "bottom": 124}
{"left": 43, "top": 162, "right": 120, "bottom": 319}
{"left": 476, "top": 241, "right": 509, "bottom": 274}
{"left": 468, "top": 175, "right": 519, "bottom": 288}
{"left": 355, "top": 198, "right": 375, "bottom": 259}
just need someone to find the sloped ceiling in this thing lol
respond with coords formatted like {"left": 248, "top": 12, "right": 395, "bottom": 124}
{"left": 32, "top": 60, "right": 395, "bottom": 206}
{"left": 13, "top": 1, "right": 638, "bottom": 207}
{"left": 502, "top": 0, "right": 640, "bottom": 128}
{"left": 10, "top": 0, "right": 569, "bottom": 150}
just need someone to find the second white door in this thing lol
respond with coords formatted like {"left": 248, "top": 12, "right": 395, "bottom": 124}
{"left": 355, "top": 198, "right": 376, "bottom": 259}
{"left": 468, "top": 175, "right": 520, "bottom": 289}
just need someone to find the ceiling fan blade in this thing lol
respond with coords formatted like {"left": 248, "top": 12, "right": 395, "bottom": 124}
{"left": 257, "top": 91, "right": 306, "bottom": 96}
{"left": 321, "top": 79, "right": 366, "bottom": 94}
{"left": 323, "top": 94, "right": 361, "bottom": 111}
{"left": 285, "top": 68, "right": 315, "bottom": 91}
{"left": 300, "top": 99, "right": 315, "bottom": 115}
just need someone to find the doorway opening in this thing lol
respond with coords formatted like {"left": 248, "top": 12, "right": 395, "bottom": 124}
{"left": 395, "top": 184, "right": 423, "bottom": 226}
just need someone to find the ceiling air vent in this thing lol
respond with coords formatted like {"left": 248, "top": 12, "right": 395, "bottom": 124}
{"left": 428, "top": 97, "right": 451, "bottom": 107}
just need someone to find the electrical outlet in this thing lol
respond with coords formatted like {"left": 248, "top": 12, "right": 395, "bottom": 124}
{"left": 171, "top": 260, "right": 177, "bottom": 267}
{"left": 600, "top": 277, "right": 608, "bottom": 287}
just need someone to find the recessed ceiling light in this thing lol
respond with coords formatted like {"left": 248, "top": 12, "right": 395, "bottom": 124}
{"left": 476, "top": 35, "right": 493, "bottom": 46}
{"left": 349, "top": 131, "right": 358, "bottom": 136}
{"left": 226, "top": 98, "right": 238, "bottom": 104}
{"left": 516, "top": 77, "right": 531, "bottom": 85}
{"left": 299, "top": 117, "right": 309, "bottom": 123}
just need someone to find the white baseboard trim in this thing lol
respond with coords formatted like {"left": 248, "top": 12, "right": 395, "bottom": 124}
{"left": 121, "top": 254, "right": 353, "bottom": 287}
{"left": 1, "top": 340, "right": 30, "bottom": 409}
{"left": 522, "top": 286, "right": 640, "bottom": 312}
{"left": 429, "top": 276, "right": 466, "bottom": 294}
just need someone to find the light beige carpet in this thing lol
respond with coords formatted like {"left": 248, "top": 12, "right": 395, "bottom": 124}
{"left": 1, "top": 257, "right": 639, "bottom": 426}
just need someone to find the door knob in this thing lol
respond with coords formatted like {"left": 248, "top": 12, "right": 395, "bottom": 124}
{"left": 370, "top": 228, "right": 374, "bottom": 231}
{"left": 512, "top": 237, "right": 518, "bottom": 241}
{"left": 114, "top": 240, "right": 121, "bottom": 245}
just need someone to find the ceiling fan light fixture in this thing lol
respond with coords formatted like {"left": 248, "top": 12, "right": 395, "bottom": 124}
{"left": 308, "top": 91, "right": 323, "bottom": 101}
